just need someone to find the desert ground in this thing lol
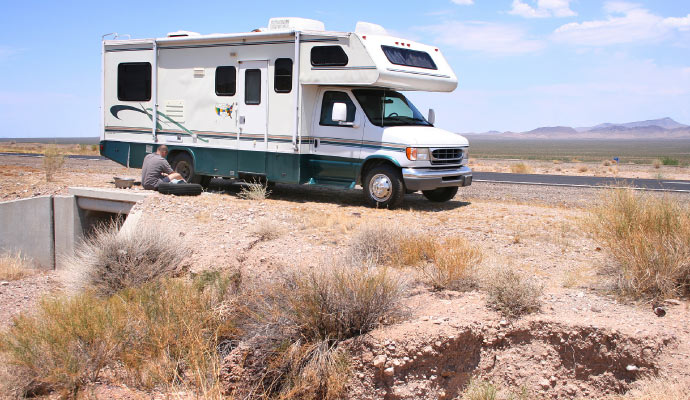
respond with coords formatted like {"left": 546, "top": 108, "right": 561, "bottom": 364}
{"left": 1, "top": 154, "right": 689, "bottom": 399}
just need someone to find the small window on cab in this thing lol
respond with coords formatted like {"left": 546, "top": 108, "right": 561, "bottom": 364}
{"left": 216, "top": 66, "right": 237, "bottom": 96}
{"left": 319, "top": 91, "right": 356, "bottom": 126}
{"left": 274, "top": 58, "right": 293, "bottom": 93}
{"left": 311, "top": 46, "right": 348, "bottom": 67}
{"left": 118, "top": 62, "right": 151, "bottom": 101}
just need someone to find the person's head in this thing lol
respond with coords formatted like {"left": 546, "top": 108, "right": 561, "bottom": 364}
{"left": 156, "top": 145, "right": 169, "bottom": 157}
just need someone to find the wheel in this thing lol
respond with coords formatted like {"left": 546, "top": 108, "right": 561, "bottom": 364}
{"left": 363, "top": 164, "right": 404, "bottom": 208}
{"left": 157, "top": 183, "right": 203, "bottom": 196}
{"left": 422, "top": 187, "right": 458, "bottom": 202}
{"left": 170, "top": 152, "right": 202, "bottom": 184}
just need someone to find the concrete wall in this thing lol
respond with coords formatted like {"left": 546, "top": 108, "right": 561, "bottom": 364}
{"left": 0, "top": 196, "right": 54, "bottom": 269}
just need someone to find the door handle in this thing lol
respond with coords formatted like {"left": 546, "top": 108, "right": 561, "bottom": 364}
{"left": 239, "top": 116, "right": 246, "bottom": 125}
{"left": 314, "top": 138, "right": 319, "bottom": 148}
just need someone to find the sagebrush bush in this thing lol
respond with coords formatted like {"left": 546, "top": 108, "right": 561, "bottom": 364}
{"left": 588, "top": 188, "right": 690, "bottom": 298}
{"left": 510, "top": 163, "right": 533, "bottom": 174}
{"left": 486, "top": 268, "right": 543, "bottom": 317}
{"left": 251, "top": 218, "right": 284, "bottom": 241}
{"left": 62, "top": 223, "right": 192, "bottom": 296}
{"left": 43, "top": 145, "right": 65, "bottom": 182}
{"left": 0, "top": 273, "right": 240, "bottom": 396}
{"left": 423, "top": 237, "right": 482, "bottom": 291}
{"left": 348, "top": 224, "right": 403, "bottom": 265}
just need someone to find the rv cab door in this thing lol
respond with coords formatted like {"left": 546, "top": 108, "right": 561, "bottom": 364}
{"left": 310, "top": 89, "right": 363, "bottom": 182}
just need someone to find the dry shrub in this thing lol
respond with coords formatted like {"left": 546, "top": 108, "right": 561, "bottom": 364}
{"left": 43, "top": 145, "right": 65, "bottom": 182}
{"left": 578, "top": 165, "right": 589, "bottom": 172}
{"left": 423, "top": 237, "right": 482, "bottom": 291}
{"left": 603, "top": 160, "right": 612, "bottom": 166}
{"left": 238, "top": 180, "right": 270, "bottom": 201}
{"left": 486, "top": 268, "right": 543, "bottom": 318}
{"left": 587, "top": 188, "right": 690, "bottom": 298}
{"left": 306, "top": 211, "right": 358, "bottom": 233}
{"left": 510, "top": 163, "right": 533, "bottom": 174}
{"left": 461, "top": 379, "right": 529, "bottom": 400}
{"left": 62, "top": 223, "right": 192, "bottom": 296}
{"left": 0, "top": 252, "right": 34, "bottom": 281}
{"left": 652, "top": 159, "right": 662, "bottom": 169}
{"left": 241, "top": 263, "right": 405, "bottom": 398}
{"left": 607, "top": 376, "right": 690, "bottom": 400}
{"left": 552, "top": 159, "right": 562, "bottom": 164}
{"left": 0, "top": 273, "right": 240, "bottom": 397}
{"left": 251, "top": 218, "right": 284, "bottom": 241}
{"left": 392, "top": 233, "right": 437, "bottom": 267}
{"left": 348, "top": 224, "right": 403, "bottom": 265}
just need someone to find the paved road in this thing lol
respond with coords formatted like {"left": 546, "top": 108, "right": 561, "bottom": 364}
{"left": 474, "top": 172, "right": 690, "bottom": 192}
{"left": 1, "top": 152, "right": 688, "bottom": 192}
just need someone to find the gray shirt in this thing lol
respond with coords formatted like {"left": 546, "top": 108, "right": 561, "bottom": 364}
{"left": 141, "top": 153, "right": 173, "bottom": 190}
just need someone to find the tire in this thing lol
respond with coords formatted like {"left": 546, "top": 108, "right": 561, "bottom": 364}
{"left": 170, "top": 152, "right": 203, "bottom": 184}
{"left": 422, "top": 186, "right": 458, "bottom": 202}
{"left": 363, "top": 164, "right": 404, "bottom": 208}
{"left": 199, "top": 176, "right": 212, "bottom": 188}
{"left": 157, "top": 183, "right": 203, "bottom": 196}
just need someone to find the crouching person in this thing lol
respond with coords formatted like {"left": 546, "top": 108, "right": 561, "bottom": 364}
{"left": 141, "top": 145, "right": 186, "bottom": 190}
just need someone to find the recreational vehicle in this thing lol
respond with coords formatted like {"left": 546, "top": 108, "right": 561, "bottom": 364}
{"left": 100, "top": 17, "right": 472, "bottom": 207}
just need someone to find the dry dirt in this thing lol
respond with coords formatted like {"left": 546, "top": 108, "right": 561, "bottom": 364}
{"left": 1, "top": 155, "right": 689, "bottom": 399}
{"left": 470, "top": 158, "right": 690, "bottom": 181}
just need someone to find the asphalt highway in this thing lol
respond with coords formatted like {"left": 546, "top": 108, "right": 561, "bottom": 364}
{"left": 1, "top": 152, "right": 689, "bottom": 192}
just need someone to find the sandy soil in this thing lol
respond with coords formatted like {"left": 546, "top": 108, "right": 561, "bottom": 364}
{"left": 470, "top": 158, "right": 690, "bottom": 181}
{"left": 1, "top": 155, "right": 689, "bottom": 399}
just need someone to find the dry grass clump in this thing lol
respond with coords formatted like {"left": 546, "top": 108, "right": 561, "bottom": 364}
{"left": 578, "top": 165, "right": 589, "bottom": 172}
{"left": 486, "top": 268, "right": 543, "bottom": 318}
{"left": 0, "top": 252, "right": 34, "bottom": 281}
{"left": 652, "top": 159, "right": 662, "bottom": 169}
{"left": 238, "top": 180, "right": 271, "bottom": 201}
{"left": 349, "top": 226, "right": 482, "bottom": 290}
{"left": 587, "top": 188, "right": 690, "bottom": 298}
{"left": 62, "top": 223, "right": 192, "bottom": 296}
{"left": 607, "top": 376, "right": 690, "bottom": 400}
{"left": 603, "top": 160, "right": 612, "bottom": 166}
{"left": 0, "top": 272, "right": 241, "bottom": 397}
{"left": 43, "top": 145, "right": 65, "bottom": 182}
{"left": 461, "top": 379, "right": 529, "bottom": 400}
{"left": 251, "top": 218, "right": 284, "bottom": 241}
{"left": 423, "top": 237, "right": 483, "bottom": 291}
{"left": 510, "top": 163, "right": 533, "bottom": 174}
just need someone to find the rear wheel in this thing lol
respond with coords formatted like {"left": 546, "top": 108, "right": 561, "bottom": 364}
{"left": 171, "top": 152, "right": 202, "bottom": 184}
{"left": 363, "top": 164, "right": 404, "bottom": 209}
{"left": 422, "top": 186, "right": 458, "bottom": 202}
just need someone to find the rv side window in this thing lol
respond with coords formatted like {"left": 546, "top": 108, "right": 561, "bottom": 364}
{"left": 319, "top": 91, "right": 355, "bottom": 126}
{"left": 274, "top": 58, "right": 293, "bottom": 93}
{"left": 381, "top": 46, "right": 437, "bottom": 70}
{"left": 215, "top": 66, "right": 237, "bottom": 96}
{"left": 245, "top": 69, "right": 261, "bottom": 105}
{"left": 311, "top": 46, "right": 348, "bottom": 67}
{"left": 117, "top": 62, "right": 151, "bottom": 101}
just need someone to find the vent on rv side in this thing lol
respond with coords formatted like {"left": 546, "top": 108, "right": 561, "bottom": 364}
{"left": 165, "top": 100, "right": 185, "bottom": 123}
{"left": 311, "top": 46, "right": 348, "bottom": 67}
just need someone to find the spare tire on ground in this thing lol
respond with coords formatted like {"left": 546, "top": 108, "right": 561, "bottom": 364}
{"left": 157, "top": 183, "right": 203, "bottom": 196}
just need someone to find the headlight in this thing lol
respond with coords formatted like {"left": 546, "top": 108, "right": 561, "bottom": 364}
{"left": 406, "top": 147, "right": 429, "bottom": 161}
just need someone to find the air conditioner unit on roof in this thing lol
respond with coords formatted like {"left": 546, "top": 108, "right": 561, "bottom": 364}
{"left": 268, "top": 17, "right": 325, "bottom": 32}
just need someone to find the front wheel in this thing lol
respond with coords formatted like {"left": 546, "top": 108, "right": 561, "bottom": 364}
{"left": 422, "top": 187, "right": 458, "bottom": 202}
{"left": 363, "top": 165, "right": 404, "bottom": 209}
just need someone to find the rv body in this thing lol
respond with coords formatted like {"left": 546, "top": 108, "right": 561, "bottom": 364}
{"left": 101, "top": 18, "right": 472, "bottom": 207}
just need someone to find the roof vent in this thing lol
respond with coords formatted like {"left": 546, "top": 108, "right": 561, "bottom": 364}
{"left": 355, "top": 21, "right": 387, "bottom": 35}
{"left": 268, "top": 17, "right": 325, "bottom": 31}
{"left": 167, "top": 30, "right": 201, "bottom": 38}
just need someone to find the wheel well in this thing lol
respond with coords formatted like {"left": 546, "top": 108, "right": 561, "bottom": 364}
{"left": 360, "top": 158, "right": 398, "bottom": 185}
{"left": 167, "top": 149, "right": 194, "bottom": 166}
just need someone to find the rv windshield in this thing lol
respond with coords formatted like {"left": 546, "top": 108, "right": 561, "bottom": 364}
{"left": 352, "top": 89, "right": 431, "bottom": 127}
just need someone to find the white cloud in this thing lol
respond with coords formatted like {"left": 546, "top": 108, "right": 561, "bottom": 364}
{"left": 553, "top": 4, "right": 690, "bottom": 46}
{"left": 419, "top": 21, "right": 545, "bottom": 55}
{"left": 509, "top": 0, "right": 576, "bottom": 19}
{"left": 451, "top": 0, "right": 474, "bottom": 5}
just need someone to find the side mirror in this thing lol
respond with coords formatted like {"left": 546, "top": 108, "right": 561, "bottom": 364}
{"left": 332, "top": 102, "right": 348, "bottom": 122}
{"left": 427, "top": 108, "right": 435, "bottom": 125}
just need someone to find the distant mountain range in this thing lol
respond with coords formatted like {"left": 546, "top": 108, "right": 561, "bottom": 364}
{"left": 465, "top": 118, "right": 690, "bottom": 139}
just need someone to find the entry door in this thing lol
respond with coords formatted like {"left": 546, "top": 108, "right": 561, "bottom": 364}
{"left": 310, "top": 90, "right": 364, "bottom": 182}
{"left": 237, "top": 60, "right": 268, "bottom": 174}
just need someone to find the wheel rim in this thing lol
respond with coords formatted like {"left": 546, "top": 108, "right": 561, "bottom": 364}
{"left": 369, "top": 173, "right": 392, "bottom": 202}
{"left": 176, "top": 161, "right": 192, "bottom": 180}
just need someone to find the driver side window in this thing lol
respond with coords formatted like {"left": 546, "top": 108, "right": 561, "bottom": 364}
{"left": 319, "top": 91, "right": 356, "bottom": 126}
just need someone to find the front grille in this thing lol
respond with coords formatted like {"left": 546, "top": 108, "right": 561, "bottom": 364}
{"left": 430, "top": 148, "right": 463, "bottom": 165}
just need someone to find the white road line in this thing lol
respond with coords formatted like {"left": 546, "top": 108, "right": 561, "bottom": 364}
{"left": 474, "top": 179, "right": 690, "bottom": 193}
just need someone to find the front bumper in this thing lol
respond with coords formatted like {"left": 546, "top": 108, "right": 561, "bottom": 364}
{"left": 402, "top": 165, "right": 473, "bottom": 191}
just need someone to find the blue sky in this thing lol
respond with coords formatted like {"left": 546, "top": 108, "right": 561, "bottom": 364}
{"left": 1, "top": 0, "right": 689, "bottom": 137}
